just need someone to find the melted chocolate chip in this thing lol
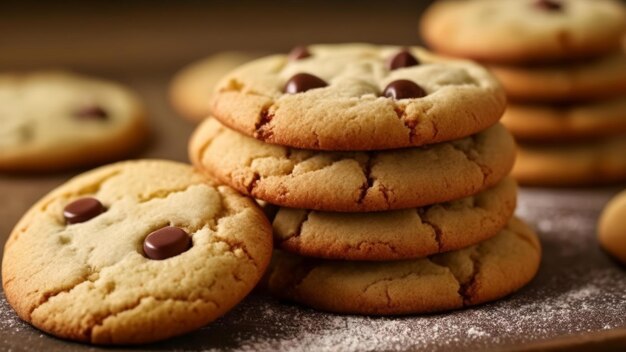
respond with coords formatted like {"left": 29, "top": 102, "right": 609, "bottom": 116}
{"left": 284, "top": 73, "right": 328, "bottom": 94}
{"left": 383, "top": 80, "right": 427, "bottom": 100}
{"left": 143, "top": 226, "right": 191, "bottom": 260}
{"left": 534, "top": 0, "right": 562, "bottom": 11}
{"left": 388, "top": 50, "right": 420, "bottom": 70}
{"left": 64, "top": 197, "right": 106, "bottom": 224}
{"left": 288, "top": 46, "right": 311, "bottom": 61}
{"left": 75, "top": 105, "right": 108, "bottom": 120}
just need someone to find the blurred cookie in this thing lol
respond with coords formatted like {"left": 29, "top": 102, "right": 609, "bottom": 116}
{"left": 501, "top": 98, "right": 626, "bottom": 141}
{"left": 266, "top": 217, "right": 541, "bottom": 315}
{"left": 489, "top": 52, "right": 626, "bottom": 102}
{"left": 598, "top": 190, "right": 626, "bottom": 264}
{"left": 421, "top": 0, "right": 626, "bottom": 63}
{"left": 210, "top": 43, "right": 506, "bottom": 151}
{"left": 513, "top": 137, "right": 626, "bottom": 185}
{"left": 273, "top": 177, "right": 516, "bottom": 261}
{"left": 0, "top": 71, "right": 147, "bottom": 172}
{"left": 1, "top": 160, "right": 273, "bottom": 344}
{"left": 169, "top": 52, "right": 257, "bottom": 122}
{"left": 189, "top": 118, "right": 516, "bottom": 212}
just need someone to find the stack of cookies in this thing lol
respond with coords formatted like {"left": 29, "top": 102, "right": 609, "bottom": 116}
{"left": 421, "top": 0, "right": 626, "bottom": 186}
{"left": 190, "top": 44, "right": 542, "bottom": 315}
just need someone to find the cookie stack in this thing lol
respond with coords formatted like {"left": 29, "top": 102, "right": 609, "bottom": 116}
{"left": 190, "top": 44, "right": 542, "bottom": 314}
{"left": 421, "top": 0, "right": 626, "bottom": 186}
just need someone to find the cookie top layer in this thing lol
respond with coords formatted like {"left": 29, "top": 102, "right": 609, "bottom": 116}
{"left": 169, "top": 52, "right": 257, "bottom": 122}
{"left": 488, "top": 52, "right": 626, "bottom": 102}
{"left": 210, "top": 43, "right": 506, "bottom": 151}
{"left": 1, "top": 160, "right": 273, "bottom": 344}
{"left": 190, "top": 118, "right": 516, "bottom": 212}
{"left": 274, "top": 177, "right": 516, "bottom": 261}
{"left": 266, "top": 217, "right": 541, "bottom": 315}
{"left": 0, "top": 71, "right": 147, "bottom": 172}
{"left": 421, "top": 0, "right": 626, "bottom": 64}
{"left": 598, "top": 190, "right": 626, "bottom": 264}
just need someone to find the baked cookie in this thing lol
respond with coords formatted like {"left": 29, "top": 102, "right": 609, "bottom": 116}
{"left": 513, "top": 137, "right": 626, "bottom": 186}
{"left": 210, "top": 43, "right": 506, "bottom": 151}
{"left": 488, "top": 52, "right": 626, "bottom": 102}
{"left": 0, "top": 71, "right": 147, "bottom": 172}
{"left": 501, "top": 98, "right": 626, "bottom": 141}
{"left": 421, "top": 0, "right": 626, "bottom": 64}
{"left": 169, "top": 52, "right": 257, "bottom": 122}
{"left": 274, "top": 177, "right": 516, "bottom": 261}
{"left": 266, "top": 217, "right": 541, "bottom": 315}
{"left": 189, "top": 118, "right": 516, "bottom": 212}
{"left": 1, "top": 160, "right": 273, "bottom": 344}
{"left": 598, "top": 190, "right": 626, "bottom": 265}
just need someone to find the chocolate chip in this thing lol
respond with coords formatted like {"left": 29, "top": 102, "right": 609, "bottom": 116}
{"left": 143, "top": 226, "right": 191, "bottom": 260}
{"left": 284, "top": 73, "right": 327, "bottom": 94}
{"left": 534, "top": 0, "right": 562, "bottom": 11}
{"left": 388, "top": 50, "right": 420, "bottom": 70}
{"left": 288, "top": 46, "right": 311, "bottom": 61}
{"left": 64, "top": 197, "right": 106, "bottom": 224}
{"left": 383, "top": 80, "right": 427, "bottom": 100}
{"left": 75, "top": 105, "right": 108, "bottom": 120}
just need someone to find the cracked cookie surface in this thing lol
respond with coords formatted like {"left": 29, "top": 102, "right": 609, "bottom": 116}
{"left": 421, "top": 0, "right": 626, "bottom": 64}
{"left": 0, "top": 71, "right": 148, "bottom": 171}
{"left": 273, "top": 177, "right": 516, "bottom": 261}
{"left": 266, "top": 217, "right": 541, "bottom": 315}
{"left": 1, "top": 160, "right": 273, "bottom": 344}
{"left": 210, "top": 43, "right": 506, "bottom": 151}
{"left": 189, "top": 118, "right": 516, "bottom": 212}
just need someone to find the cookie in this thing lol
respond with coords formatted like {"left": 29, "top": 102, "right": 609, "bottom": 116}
{"left": 501, "top": 98, "right": 626, "bottom": 141}
{"left": 169, "top": 52, "right": 257, "bottom": 122}
{"left": 189, "top": 118, "right": 516, "bottom": 212}
{"left": 488, "top": 52, "right": 626, "bottom": 102}
{"left": 0, "top": 71, "right": 148, "bottom": 172}
{"left": 273, "top": 177, "right": 517, "bottom": 261}
{"left": 513, "top": 137, "right": 626, "bottom": 186}
{"left": 266, "top": 217, "right": 541, "bottom": 315}
{"left": 421, "top": 0, "right": 626, "bottom": 64}
{"left": 1, "top": 160, "right": 273, "bottom": 344}
{"left": 210, "top": 43, "right": 506, "bottom": 151}
{"left": 598, "top": 190, "right": 626, "bottom": 265}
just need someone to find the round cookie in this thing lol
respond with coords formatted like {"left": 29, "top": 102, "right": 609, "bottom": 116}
{"left": 488, "top": 52, "right": 626, "bottom": 102}
{"left": 189, "top": 118, "right": 516, "bottom": 212}
{"left": 420, "top": 0, "right": 626, "bottom": 64}
{"left": 210, "top": 43, "right": 506, "bottom": 151}
{"left": 598, "top": 190, "right": 626, "bottom": 264}
{"left": 501, "top": 98, "right": 626, "bottom": 141}
{"left": 266, "top": 217, "right": 541, "bottom": 315}
{"left": 0, "top": 71, "right": 147, "bottom": 172}
{"left": 169, "top": 52, "right": 257, "bottom": 122}
{"left": 513, "top": 137, "right": 626, "bottom": 186}
{"left": 1, "top": 160, "right": 273, "bottom": 344}
{"left": 274, "top": 177, "right": 517, "bottom": 261}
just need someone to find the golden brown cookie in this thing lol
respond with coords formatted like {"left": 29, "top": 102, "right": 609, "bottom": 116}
{"left": 266, "top": 217, "right": 541, "bottom": 315}
{"left": 189, "top": 118, "right": 516, "bottom": 212}
{"left": 274, "top": 177, "right": 517, "bottom": 261}
{"left": 1, "top": 160, "right": 273, "bottom": 344}
{"left": 598, "top": 190, "right": 626, "bottom": 264}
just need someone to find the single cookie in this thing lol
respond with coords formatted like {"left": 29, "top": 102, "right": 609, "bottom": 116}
{"left": 0, "top": 71, "right": 147, "bottom": 172}
{"left": 169, "top": 52, "right": 257, "bottom": 122}
{"left": 190, "top": 118, "right": 516, "bottom": 212}
{"left": 210, "top": 43, "right": 506, "bottom": 151}
{"left": 421, "top": 0, "right": 626, "bottom": 64}
{"left": 513, "top": 137, "right": 626, "bottom": 186}
{"left": 266, "top": 217, "right": 541, "bottom": 315}
{"left": 488, "top": 52, "right": 626, "bottom": 102}
{"left": 501, "top": 98, "right": 626, "bottom": 142}
{"left": 1, "top": 160, "right": 273, "bottom": 344}
{"left": 274, "top": 177, "right": 517, "bottom": 261}
{"left": 598, "top": 190, "right": 626, "bottom": 265}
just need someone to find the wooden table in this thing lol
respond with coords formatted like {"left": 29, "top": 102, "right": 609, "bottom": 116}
{"left": 1, "top": 2, "right": 626, "bottom": 350}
